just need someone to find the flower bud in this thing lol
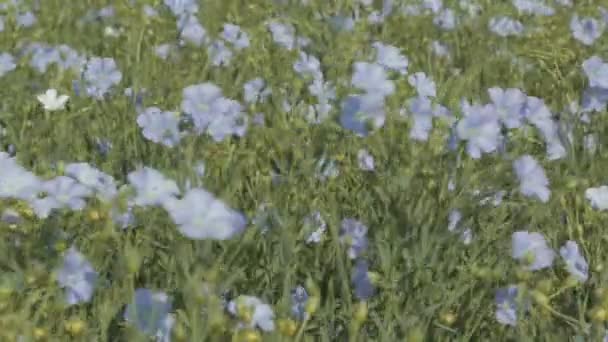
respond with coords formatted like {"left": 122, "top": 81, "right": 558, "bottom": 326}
{"left": 65, "top": 318, "right": 86, "bottom": 336}
{"left": 278, "top": 318, "right": 297, "bottom": 337}
{"left": 353, "top": 301, "right": 368, "bottom": 324}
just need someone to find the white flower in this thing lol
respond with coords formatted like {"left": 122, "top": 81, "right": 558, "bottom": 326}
{"left": 37, "top": 88, "right": 69, "bottom": 111}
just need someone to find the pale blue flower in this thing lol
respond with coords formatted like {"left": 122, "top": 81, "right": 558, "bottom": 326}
{"left": 408, "top": 96, "right": 434, "bottom": 141}
{"left": 155, "top": 43, "right": 173, "bottom": 60}
{"left": 0, "top": 52, "right": 16, "bottom": 77}
{"left": 352, "top": 259, "right": 376, "bottom": 300}
{"left": 124, "top": 288, "right": 173, "bottom": 337}
{"left": 423, "top": 0, "right": 443, "bottom": 13}
{"left": 456, "top": 102, "right": 502, "bottom": 159}
{"left": 489, "top": 16, "right": 524, "bottom": 37}
{"left": 372, "top": 42, "right": 409, "bottom": 75}
{"left": 495, "top": 285, "right": 525, "bottom": 326}
{"left": 163, "top": 187, "right": 246, "bottom": 240}
{"left": 222, "top": 23, "right": 250, "bottom": 50}
{"left": 512, "top": 231, "right": 555, "bottom": 271}
{"left": 585, "top": 186, "right": 608, "bottom": 211}
{"left": 207, "top": 39, "right": 233, "bottom": 66}
{"left": 267, "top": 21, "right": 296, "bottom": 50}
{"left": 581, "top": 87, "right": 608, "bottom": 113}
{"left": 291, "top": 285, "right": 308, "bottom": 320}
{"left": 513, "top": 0, "right": 555, "bottom": 16}
{"left": 83, "top": 57, "right": 122, "bottom": 99}
{"left": 178, "top": 15, "right": 208, "bottom": 46}
{"left": 315, "top": 154, "right": 340, "bottom": 181}
{"left": 408, "top": 72, "right": 436, "bottom": 98}
{"left": 56, "top": 246, "right": 98, "bottom": 305}
{"left": 340, "top": 93, "right": 386, "bottom": 136}
{"left": 29, "top": 44, "right": 60, "bottom": 73}
{"left": 570, "top": 15, "right": 604, "bottom": 46}
{"left": 293, "top": 51, "right": 322, "bottom": 79}
{"left": 447, "top": 209, "right": 462, "bottom": 232}
{"left": 16, "top": 11, "right": 36, "bottom": 28}
{"left": 137, "top": 107, "right": 182, "bottom": 147}
{"left": 205, "top": 97, "right": 248, "bottom": 142}
{"left": 560, "top": 241, "right": 588, "bottom": 282}
{"left": 340, "top": 218, "right": 368, "bottom": 259}
{"left": 65, "top": 162, "right": 118, "bottom": 203}
{"left": 357, "top": 149, "right": 375, "bottom": 171}
{"left": 128, "top": 167, "right": 180, "bottom": 207}
{"left": 351, "top": 62, "right": 395, "bottom": 96}
{"left": 0, "top": 156, "right": 42, "bottom": 201}
{"left": 164, "top": 0, "right": 198, "bottom": 16}
{"left": 434, "top": 9, "right": 457, "bottom": 30}
{"left": 488, "top": 87, "right": 527, "bottom": 129}
{"left": 227, "top": 295, "right": 275, "bottom": 332}
{"left": 513, "top": 155, "right": 550, "bottom": 203}
{"left": 582, "top": 56, "right": 608, "bottom": 89}
{"left": 304, "top": 211, "right": 327, "bottom": 244}
{"left": 31, "top": 176, "right": 93, "bottom": 218}
{"left": 243, "top": 77, "right": 271, "bottom": 103}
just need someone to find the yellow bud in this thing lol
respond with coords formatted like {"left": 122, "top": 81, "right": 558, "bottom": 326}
{"left": 21, "top": 208, "right": 33, "bottom": 218}
{"left": 589, "top": 307, "right": 607, "bottom": 322}
{"left": 277, "top": 318, "right": 297, "bottom": 337}
{"left": 88, "top": 210, "right": 102, "bottom": 221}
{"left": 25, "top": 274, "right": 37, "bottom": 286}
{"left": 0, "top": 287, "right": 12, "bottom": 300}
{"left": 536, "top": 279, "right": 553, "bottom": 294}
{"left": 65, "top": 319, "right": 86, "bottom": 336}
{"left": 54, "top": 242, "right": 67, "bottom": 252}
{"left": 515, "top": 268, "right": 531, "bottom": 281}
{"left": 33, "top": 327, "right": 47, "bottom": 340}
{"left": 172, "top": 321, "right": 187, "bottom": 342}
{"left": 353, "top": 301, "right": 368, "bottom": 324}
{"left": 236, "top": 302, "right": 253, "bottom": 324}
{"left": 564, "top": 276, "right": 580, "bottom": 288}
{"left": 593, "top": 287, "right": 606, "bottom": 300}
{"left": 531, "top": 290, "right": 549, "bottom": 307}
{"left": 236, "top": 329, "right": 262, "bottom": 342}
{"left": 305, "top": 296, "right": 319, "bottom": 315}
{"left": 440, "top": 311, "right": 457, "bottom": 326}
{"left": 406, "top": 326, "right": 425, "bottom": 342}
{"left": 367, "top": 271, "right": 381, "bottom": 285}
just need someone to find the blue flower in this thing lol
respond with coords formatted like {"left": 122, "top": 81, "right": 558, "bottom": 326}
{"left": 293, "top": 51, "right": 322, "bottom": 79}
{"left": 455, "top": 101, "right": 502, "bottom": 159}
{"left": 267, "top": 21, "right": 296, "bottom": 50}
{"left": 137, "top": 107, "right": 182, "bottom": 147}
{"left": 351, "top": 62, "right": 395, "bottom": 97}
{"left": 124, "top": 288, "right": 173, "bottom": 337}
{"left": 181, "top": 82, "right": 224, "bottom": 132}
{"left": 16, "top": 11, "right": 36, "bottom": 28}
{"left": 408, "top": 72, "right": 436, "bottom": 98}
{"left": 489, "top": 16, "right": 524, "bottom": 37}
{"left": 339, "top": 218, "right": 368, "bottom": 259}
{"left": 29, "top": 44, "right": 60, "bottom": 73}
{"left": 177, "top": 14, "right": 208, "bottom": 46}
{"left": 0, "top": 52, "right": 16, "bottom": 77}
{"left": 205, "top": 97, "right": 248, "bottom": 142}
{"left": 128, "top": 167, "right": 180, "bottom": 207}
{"left": 340, "top": 93, "right": 386, "bottom": 136}
{"left": 304, "top": 211, "right": 327, "bottom": 244}
{"left": 582, "top": 56, "right": 608, "bottom": 90}
{"left": 65, "top": 162, "right": 118, "bottom": 203}
{"left": 372, "top": 42, "right": 409, "bottom": 75}
{"left": 291, "top": 285, "right": 309, "bottom": 320}
{"left": 570, "top": 15, "right": 604, "bottom": 46}
{"left": 351, "top": 259, "right": 376, "bottom": 300}
{"left": 560, "top": 241, "right": 589, "bottom": 282}
{"left": 513, "top": 0, "right": 555, "bottom": 16}
{"left": 221, "top": 23, "right": 250, "bottom": 50}
{"left": 512, "top": 231, "right": 555, "bottom": 271}
{"left": 56, "top": 246, "right": 98, "bottom": 305}
{"left": 357, "top": 149, "right": 375, "bottom": 171}
{"left": 487, "top": 87, "right": 527, "bottom": 129}
{"left": 0, "top": 155, "right": 42, "bottom": 201}
{"left": 243, "top": 78, "right": 271, "bottom": 104}
{"left": 83, "top": 57, "right": 122, "bottom": 99}
{"left": 408, "top": 95, "right": 434, "bottom": 141}
{"left": 495, "top": 285, "right": 527, "bottom": 326}
{"left": 434, "top": 8, "right": 457, "bottom": 30}
{"left": 513, "top": 155, "right": 550, "bottom": 203}
{"left": 164, "top": 0, "right": 198, "bottom": 16}
{"left": 227, "top": 295, "right": 275, "bottom": 332}
{"left": 163, "top": 187, "right": 246, "bottom": 240}
{"left": 31, "top": 176, "right": 94, "bottom": 218}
